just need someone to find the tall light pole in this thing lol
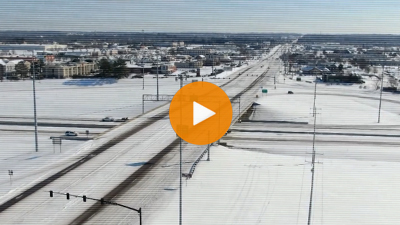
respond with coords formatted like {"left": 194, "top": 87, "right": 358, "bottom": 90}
{"left": 178, "top": 74, "right": 183, "bottom": 225}
{"left": 142, "top": 29, "right": 145, "bottom": 90}
{"left": 156, "top": 61, "right": 159, "bottom": 101}
{"left": 307, "top": 68, "right": 318, "bottom": 225}
{"left": 32, "top": 60, "right": 39, "bottom": 152}
{"left": 378, "top": 64, "right": 384, "bottom": 123}
{"left": 142, "top": 58, "right": 144, "bottom": 90}
{"left": 378, "top": 43, "right": 387, "bottom": 123}
{"left": 179, "top": 137, "right": 182, "bottom": 225}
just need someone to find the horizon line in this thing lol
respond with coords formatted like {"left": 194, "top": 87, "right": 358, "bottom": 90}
{"left": 2, "top": 30, "right": 400, "bottom": 36}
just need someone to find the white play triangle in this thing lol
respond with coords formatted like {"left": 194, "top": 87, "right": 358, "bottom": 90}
{"left": 193, "top": 101, "right": 216, "bottom": 126}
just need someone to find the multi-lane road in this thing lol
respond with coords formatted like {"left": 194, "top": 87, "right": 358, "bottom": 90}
{"left": 0, "top": 45, "right": 286, "bottom": 224}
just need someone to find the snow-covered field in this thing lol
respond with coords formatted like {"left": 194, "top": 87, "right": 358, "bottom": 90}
{"left": 0, "top": 60, "right": 259, "bottom": 121}
{"left": 150, "top": 144, "right": 400, "bottom": 225}
{"left": 149, "top": 67, "right": 400, "bottom": 224}
{"left": 0, "top": 46, "right": 283, "bottom": 224}
{"left": 2, "top": 44, "right": 399, "bottom": 224}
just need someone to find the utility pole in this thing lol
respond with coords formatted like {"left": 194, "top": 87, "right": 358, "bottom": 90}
{"left": 179, "top": 138, "right": 182, "bottom": 225}
{"left": 177, "top": 74, "right": 183, "bottom": 225}
{"left": 32, "top": 60, "right": 39, "bottom": 152}
{"left": 378, "top": 43, "right": 387, "bottom": 123}
{"left": 207, "top": 131, "right": 211, "bottom": 161}
{"left": 142, "top": 58, "right": 145, "bottom": 90}
{"left": 238, "top": 96, "right": 241, "bottom": 120}
{"left": 156, "top": 60, "right": 159, "bottom": 101}
{"left": 307, "top": 70, "right": 318, "bottom": 225}
{"left": 142, "top": 29, "right": 145, "bottom": 90}
{"left": 212, "top": 56, "right": 214, "bottom": 77}
{"left": 378, "top": 65, "right": 384, "bottom": 123}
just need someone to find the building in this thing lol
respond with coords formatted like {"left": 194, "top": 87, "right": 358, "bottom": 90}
{"left": 177, "top": 48, "right": 212, "bottom": 57}
{"left": 5, "top": 60, "right": 17, "bottom": 78}
{"left": 0, "top": 56, "right": 37, "bottom": 62}
{"left": 0, "top": 60, "right": 5, "bottom": 81}
{"left": 195, "top": 55, "right": 206, "bottom": 61}
{"left": 0, "top": 44, "right": 68, "bottom": 52}
{"left": 175, "top": 60, "right": 203, "bottom": 69}
{"left": 43, "top": 62, "right": 98, "bottom": 79}
{"left": 154, "top": 42, "right": 175, "bottom": 47}
{"left": 36, "top": 52, "right": 55, "bottom": 62}
{"left": 203, "top": 59, "right": 220, "bottom": 66}
{"left": 152, "top": 64, "right": 177, "bottom": 74}
{"left": 126, "top": 64, "right": 152, "bottom": 74}
{"left": 301, "top": 66, "right": 330, "bottom": 75}
{"left": 102, "top": 49, "right": 119, "bottom": 56}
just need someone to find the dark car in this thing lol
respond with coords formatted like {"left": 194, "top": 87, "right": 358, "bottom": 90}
{"left": 288, "top": 91, "right": 294, "bottom": 94}
{"left": 131, "top": 75, "right": 143, "bottom": 79}
{"left": 115, "top": 117, "right": 129, "bottom": 122}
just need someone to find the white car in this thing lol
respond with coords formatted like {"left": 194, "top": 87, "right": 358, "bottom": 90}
{"left": 65, "top": 131, "right": 78, "bottom": 136}
{"left": 102, "top": 117, "right": 114, "bottom": 122}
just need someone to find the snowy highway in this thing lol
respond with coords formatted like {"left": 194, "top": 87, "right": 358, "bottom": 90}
{"left": 0, "top": 46, "right": 284, "bottom": 224}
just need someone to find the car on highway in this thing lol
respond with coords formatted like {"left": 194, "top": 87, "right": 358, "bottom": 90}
{"left": 288, "top": 91, "right": 294, "bottom": 94}
{"left": 101, "top": 116, "right": 114, "bottom": 122}
{"left": 115, "top": 117, "right": 129, "bottom": 122}
{"left": 65, "top": 131, "right": 78, "bottom": 136}
{"left": 131, "top": 74, "right": 143, "bottom": 79}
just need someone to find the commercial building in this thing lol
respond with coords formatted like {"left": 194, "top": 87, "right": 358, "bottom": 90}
{"left": 0, "top": 44, "right": 68, "bottom": 52}
{"left": 175, "top": 60, "right": 203, "bottom": 68}
{"left": 42, "top": 62, "right": 98, "bottom": 79}
{"left": 151, "top": 64, "right": 177, "bottom": 74}
{"left": 0, "top": 60, "right": 5, "bottom": 80}
{"left": 177, "top": 48, "right": 213, "bottom": 57}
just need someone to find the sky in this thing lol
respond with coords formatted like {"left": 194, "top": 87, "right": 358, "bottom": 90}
{"left": 1, "top": 0, "right": 400, "bottom": 34}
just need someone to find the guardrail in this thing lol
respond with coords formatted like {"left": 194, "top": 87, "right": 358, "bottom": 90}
{"left": 188, "top": 144, "right": 210, "bottom": 177}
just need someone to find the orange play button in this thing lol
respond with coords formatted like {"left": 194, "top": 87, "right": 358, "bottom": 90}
{"left": 169, "top": 81, "right": 233, "bottom": 145}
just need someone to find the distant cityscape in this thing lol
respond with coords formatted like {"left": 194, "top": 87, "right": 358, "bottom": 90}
{"left": 0, "top": 32, "right": 398, "bottom": 91}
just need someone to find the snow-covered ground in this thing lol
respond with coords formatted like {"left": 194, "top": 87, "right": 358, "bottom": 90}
{"left": 0, "top": 46, "right": 283, "bottom": 224}
{"left": 150, "top": 144, "right": 400, "bottom": 225}
{"left": 149, "top": 64, "right": 400, "bottom": 224}
{"left": 4, "top": 43, "right": 399, "bottom": 224}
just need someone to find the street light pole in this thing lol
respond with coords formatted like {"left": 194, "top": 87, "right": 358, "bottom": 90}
{"left": 180, "top": 75, "right": 183, "bottom": 225}
{"left": 378, "top": 64, "right": 384, "bottom": 123}
{"left": 32, "top": 60, "right": 39, "bottom": 152}
{"left": 157, "top": 61, "right": 159, "bottom": 101}
{"left": 178, "top": 74, "right": 183, "bottom": 225}
{"left": 142, "top": 58, "right": 144, "bottom": 90}
{"left": 307, "top": 70, "right": 318, "bottom": 225}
